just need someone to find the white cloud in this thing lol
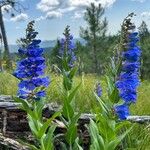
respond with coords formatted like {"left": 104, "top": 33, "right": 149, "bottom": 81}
{"left": 69, "top": 0, "right": 116, "bottom": 8}
{"left": 37, "top": 0, "right": 61, "bottom": 12}
{"left": 98, "top": 0, "right": 116, "bottom": 7}
{"left": 60, "top": 7, "right": 76, "bottom": 13}
{"left": 74, "top": 12, "right": 83, "bottom": 19}
{"left": 72, "top": 11, "right": 85, "bottom": 19}
{"left": 35, "top": 16, "right": 45, "bottom": 22}
{"left": 141, "top": 11, "right": 150, "bottom": 21}
{"left": 46, "top": 11, "right": 62, "bottom": 19}
{"left": 35, "top": 11, "right": 62, "bottom": 22}
{"left": 141, "top": 11, "right": 150, "bottom": 17}
{"left": 36, "top": 0, "right": 116, "bottom": 21}
{"left": 69, "top": 0, "right": 91, "bottom": 8}
{"left": 10, "top": 13, "right": 28, "bottom": 22}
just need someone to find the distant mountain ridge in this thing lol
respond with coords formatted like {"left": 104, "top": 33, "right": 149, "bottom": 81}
{"left": 5, "top": 38, "right": 86, "bottom": 53}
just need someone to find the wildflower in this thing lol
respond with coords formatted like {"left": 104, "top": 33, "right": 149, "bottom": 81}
{"left": 123, "top": 47, "right": 141, "bottom": 62}
{"left": 95, "top": 83, "right": 102, "bottom": 97}
{"left": 116, "top": 73, "right": 139, "bottom": 92}
{"left": 114, "top": 18, "right": 141, "bottom": 120}
{"left": 59, "top": 28, "right": 76, "bottom": 68}
{"left": 114, "top": 104, "right": 129, "bottom": 120}
{"left": 14, "top": 33, "right": 50, "bottom": 100}
{"left": 122, "top": 62, "right": 140, "bottom": 73}
{"left": 116, "top": 31, "right": 141, "bottom": 104}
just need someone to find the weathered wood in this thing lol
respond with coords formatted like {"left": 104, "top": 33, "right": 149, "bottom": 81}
{"left": 80, "top": 114, "right": 150, "bottom": 124}
{"left": 0, "top": 133, "right": 29, "bottom": 150}
{"left": 127, "top": 115, "right": 150, "bottom": 124}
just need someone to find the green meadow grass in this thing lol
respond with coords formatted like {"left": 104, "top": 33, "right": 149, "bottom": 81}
{"left": 1, "top": 72, "right": 149, "bottom": 115}
{"left": 0, "top": 72, "right": 150, "bottom": 149}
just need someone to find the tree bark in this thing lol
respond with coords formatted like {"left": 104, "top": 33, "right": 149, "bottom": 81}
{"left": 0, "top": 7, "right": 12, "bottom": 69}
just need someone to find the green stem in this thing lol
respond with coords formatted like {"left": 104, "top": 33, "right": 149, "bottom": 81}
{"left": 66, "top": 90, "right": 71, "bottom": 121}
{"left": 40, "top": 137, "right": 45, "bottom": 150}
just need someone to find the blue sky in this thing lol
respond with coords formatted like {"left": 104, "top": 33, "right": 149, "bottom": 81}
{"left": 2, "top": 0, "right": 150, "bottom": 44}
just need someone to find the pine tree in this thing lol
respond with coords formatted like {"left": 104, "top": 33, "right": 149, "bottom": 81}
{"left": 138, "top": 21, "right": 149, "bottom": 42}
{"left": 138, "top": 21, "right": 150, "bottom": 79}
{"left": 80, "top": 3, "right": 108, "bottom": 74}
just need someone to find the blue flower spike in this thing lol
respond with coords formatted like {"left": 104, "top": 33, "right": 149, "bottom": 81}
{"left": 59, "top": 26, "right": 76, "bottom": 69}
{"left": 114, "top": 104, "right": 129, "bottom": 120}
{"left": 96, "top": 83, "right": 102, "bottom": 97}
{"left": 14, "top": 32, "right": 50, "bottom": 100}
{"left": 115, "top": 29, "right": 141, "bottom": 120}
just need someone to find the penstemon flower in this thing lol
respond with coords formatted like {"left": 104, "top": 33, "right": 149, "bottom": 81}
{"left": 114, "top": 104, "right": 129, "bottom": 120}
{"left": 59, "top": 27, "right": 76, "bottom": 69}
{"left": 14, "top": 33, "right": 50, "bottom": 100}
{"left": 115, "top": 17, "right": 141, "bottom": 120}
{"left": 95, "top": 82, "right": 102, "bottom": 97}
{"left": 116, "top": 32, "right": 141, "bottom": 104}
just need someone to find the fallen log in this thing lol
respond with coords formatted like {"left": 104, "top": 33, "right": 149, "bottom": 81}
{"left": 0, "top": 133, "right": 29, "bottom": 150}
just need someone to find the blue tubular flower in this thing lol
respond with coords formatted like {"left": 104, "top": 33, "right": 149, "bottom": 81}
{"left": 14, "top": 33, "right": 50, "bottom": 100}
{"left": 116, "top": 73, "right": 140, "bottom": 91}
{"left": 128, "top": 32, "right": 138, "bottom": 40}
{"left": 122, "top": 62, "right": 140, "bottom": 72}
{"left": 95, "top": 83, "right": 102, "bottom": 97}
{"left": 119, "top": 90, "right": 137, "bottom": 103}
{"left": 59, "top": 34, "right": 76, "bottom": 68}
{"left": 114, "top": 104, "right": 129, "bottom": 120}
{"left": 114, "top": 31, "right": 141, "bottom": 120}
{"left": 123, "top": 46, "right": 141, "bottom": 62}
{"left": 116, "top": 31, "right": 141, "bottom": 104}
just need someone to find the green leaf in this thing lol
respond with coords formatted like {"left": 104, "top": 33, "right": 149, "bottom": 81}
{"left": 13, "top": 97, "right": 36, "bottom": 119}
{"left": 115, "top": 121, "right": 131, "bottom": 133}
{"left": 68, "top": 82, "right": 81, "bottom": 103}
{"left": 28, "top": 115, "right": 39, "bottom": 136}
{"left": 34, "top": 100, "right": 45, "bottom": 121}
{"left": 109, "top": 86, "right": 120, "bottom": 104}
{"left": 43, "top": 125, "right": 56, "bottom": 150}
{"left": 37, "top": 111, "right": 61, "bottom": 138}
{"left": 17, "top": 139, "right": 39, "bottom": 150}
{"left": 105, "top": 75, "right": 114, "bottom": 96}
{"left": 13, "top": 97, "right": 30, "bottom": 111}
{"left": 65, "top": 124, "right": 77, "bottom": 145}
{"left": 63, "top": 72, "right": 72, "bottom": 91}
{"left": 73, "top": 137, "right": 83, "bottom": 150}
{"left": 71, "top": 112, "right": 81, "bottom": 124}
{"left": 65, "top": 113, "right": 80, "bottom": 145}
{"left": 62, "top": 99, "right": 74, "bottom": 120}
{"left": 88, "top": 119, "right": 105, "bottom": 150}
{"left": 62, "top": 57, "right": 70, "bottom": 71}
{"left": 94, "top": 93, "right": 108, "bottom": 114}
{"left": 105, "top": 75, "right": 120, "bottom": 104}
{"left": 107, "top": 126, "right": 133, "bottom": 150}
{"left": 69, "top": 67, "right": 78, "bottom": 79}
